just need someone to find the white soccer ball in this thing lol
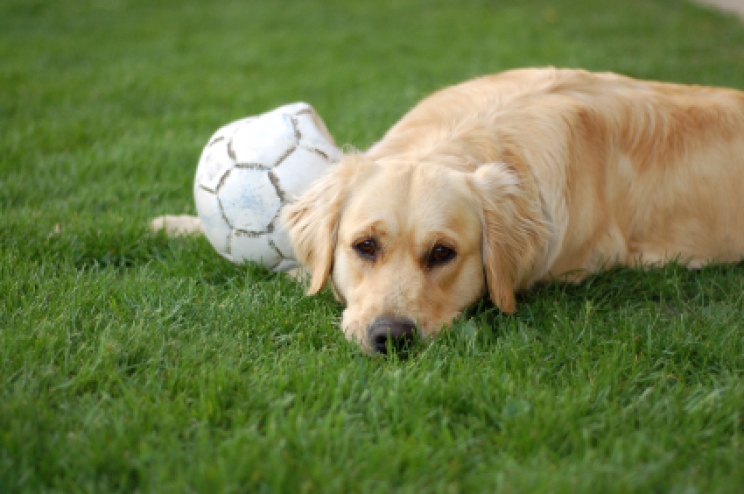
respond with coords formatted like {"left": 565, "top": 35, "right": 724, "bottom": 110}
{"left": 194, "top": 102, "right": 340, "bottom": 271}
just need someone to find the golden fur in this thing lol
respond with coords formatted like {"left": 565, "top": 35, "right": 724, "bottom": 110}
{"left": 281, "top": 68, "right": 744, "bottom": 352}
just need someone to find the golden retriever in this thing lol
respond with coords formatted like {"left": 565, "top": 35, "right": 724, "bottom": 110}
{"left": 281, "top": 68, "right": 744, "bottom": 353}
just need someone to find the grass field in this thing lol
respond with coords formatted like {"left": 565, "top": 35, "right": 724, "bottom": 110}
{"left": 2, "top": 0, "right": 744, "bottom": 492}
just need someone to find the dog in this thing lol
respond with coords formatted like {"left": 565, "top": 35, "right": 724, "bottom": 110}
{"left": 279, "top": 68, "right": 744, "bottom": 353}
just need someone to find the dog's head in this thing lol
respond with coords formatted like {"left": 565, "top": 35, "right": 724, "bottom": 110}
{"left": 281, "top": 154, "right": 546, "bottom": 353}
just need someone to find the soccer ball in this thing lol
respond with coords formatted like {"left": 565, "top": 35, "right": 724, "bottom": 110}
{"left": 194, "top": 102, "right": 340, "bottom": 271}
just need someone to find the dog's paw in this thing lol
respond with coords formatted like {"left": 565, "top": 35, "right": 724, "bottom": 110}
{"left": 151, "top": 215, "right": 204, "bottom": 236}
{"left": 283, "top": 266, "right": 311, "bottom": 284}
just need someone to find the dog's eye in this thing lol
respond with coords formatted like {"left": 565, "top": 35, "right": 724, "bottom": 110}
{"left": 428, "top": 244, "right": 456, "bottom": 267}
{"left": 353, "top": 239, "right": 377, "bottom": 260}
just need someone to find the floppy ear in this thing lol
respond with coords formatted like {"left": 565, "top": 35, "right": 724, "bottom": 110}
{"left": 470, "top": 163, "right": 547, "bottom": 313}
{"left": 280, "top": 155, "right": 371, "bottom": 294}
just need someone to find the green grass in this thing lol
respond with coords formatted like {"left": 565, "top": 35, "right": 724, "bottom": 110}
{"left": 2, "top": 0, "right": 744, "bottom": 492}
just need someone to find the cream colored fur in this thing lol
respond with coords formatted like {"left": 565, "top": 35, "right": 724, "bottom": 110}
{"left": 281, "top": 68, "right": 744, "bottom": 351}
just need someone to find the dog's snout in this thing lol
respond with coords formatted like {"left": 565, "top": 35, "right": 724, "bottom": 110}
{"left": 368, "top": 317, "right": 416, "bottom": 354}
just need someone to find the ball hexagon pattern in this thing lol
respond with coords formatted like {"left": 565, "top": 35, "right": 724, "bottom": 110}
{"left": 194, "top": 103, "right": 340, "bottom": 271}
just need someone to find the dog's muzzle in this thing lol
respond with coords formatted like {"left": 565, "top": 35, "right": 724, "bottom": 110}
{"left": 367, "top": 317, "right": 417, "bottom": 354}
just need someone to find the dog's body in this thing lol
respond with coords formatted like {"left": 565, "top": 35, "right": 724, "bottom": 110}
{"left": 282, "top": 68, "right": 744, "bottom": 352}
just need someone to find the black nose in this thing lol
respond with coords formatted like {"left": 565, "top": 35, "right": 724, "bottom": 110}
{"left": 367, "top": 317, "right": 417, "bottom": 354}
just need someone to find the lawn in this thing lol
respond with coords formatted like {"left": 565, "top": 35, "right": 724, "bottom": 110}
{"left": 2, "top": 0, "right": 744, "bottom": 492}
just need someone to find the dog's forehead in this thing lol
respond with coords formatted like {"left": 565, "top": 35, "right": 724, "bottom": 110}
{"left": 341, "top": 163, "right": 479, "bottom": 239}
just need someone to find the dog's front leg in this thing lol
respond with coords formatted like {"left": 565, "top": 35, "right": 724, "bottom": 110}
{"left": 151, "top": 215, "right": 203, "bottom": 236}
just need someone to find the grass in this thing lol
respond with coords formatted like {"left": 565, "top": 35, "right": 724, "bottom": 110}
{"left": 1, "top": 0, "right": 744, "bottom": 492}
